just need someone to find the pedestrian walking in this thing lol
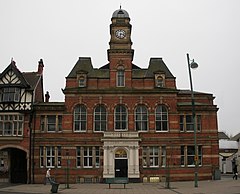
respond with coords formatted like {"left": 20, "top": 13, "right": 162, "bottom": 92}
{"left": 44, "top": 168, "right": 51, "bottom": 184}
{"left": 232, "top": 157, "right": 238, "bottom": 180}
{"left": 233, "top": 165, "right": 238, "bottom": 180}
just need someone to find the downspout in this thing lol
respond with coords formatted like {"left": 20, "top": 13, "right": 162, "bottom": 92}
{"left": 32, "top": 110, "right": 36, "bottom": 183}
{"left": 28, "top": 88, "right": 35, "bottom": 184}
{"left": 28, "top": 111, "right": 33, "bottom": 184}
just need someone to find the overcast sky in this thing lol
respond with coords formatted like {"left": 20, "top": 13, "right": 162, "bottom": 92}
{"left": 0, "top": 0, "right": 239, "bottom": 136}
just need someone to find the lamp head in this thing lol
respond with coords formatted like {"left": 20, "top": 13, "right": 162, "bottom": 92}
{"left": 190, "top": 60, "right": 198, "bottom": 69}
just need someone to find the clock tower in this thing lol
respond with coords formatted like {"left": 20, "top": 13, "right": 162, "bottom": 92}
{"left": 108, "top": 8, "right": 134, "bottom": 88}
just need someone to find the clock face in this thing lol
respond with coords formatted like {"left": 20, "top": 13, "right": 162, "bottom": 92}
{"left": 115, "top": 29, "right": 126, "bottom": 39}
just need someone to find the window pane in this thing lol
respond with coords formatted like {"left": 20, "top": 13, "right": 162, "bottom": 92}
{"left": 180, "top": 115, "right": 184, "bottom": 131}
{"left": 180, "top": 146, "right": 185, "bottom": 166}
{"left": 115, "top": 105, "right": 127, "bottom": 130}
{"left": 4, "top": 122, "right": 12, "bottom": 135}
{"left": 94, "top": 105, "right": 107, "bottom": 132}
{"left": 156, "top": 76, "right": 164, "bottom": 87}
{"left": 76, "top": 147, "right": 81, "bottom": 167}
{"left": 13, "top": 122, "right": 17, "bottom": 135}
{"left": 187, "top": 146, "right": 194, "bottom": 155}
{"left": 161, "top": 146, "right": 166, "bottom": 167}
{"left": 3, "top": 88, "right": 20, "bottom": 102}
{"left": 46, "top": 146, "right": 55, "bottom": 167}
{"left": 0, "top": 122, "right": 3, "bottom": 135}
{"left": 187, "top": 146, "right": 195, "bottom": 166}
{"left": 117, "top": 70, "right": 125, "bottom": 87}
{"left": 156, "top": 105, "right": 168, "bottom": 131}
{"left": 186, "top": 115, "right": 194, "bottom": 131}
{"left": 149, "top": 147, "right": 159, "bottom": 167}
{"left": 47, "top": 116, "right": 56, "bottom": 132}
{"left": 197, "top": 115, "right": 201, "bottom": 131}
{"left": 187, "top": 156, "right": 194, "bottom": 166}
{"left": 135, "top": 105, "right": 148, "bottom": 131}
{"left": 74, "top": 105, "right": 87, "bottom": 131}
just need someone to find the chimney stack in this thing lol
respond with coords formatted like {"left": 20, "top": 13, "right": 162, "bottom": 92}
{"left": 37, "top": 59, "right": 44, "bottom": 75}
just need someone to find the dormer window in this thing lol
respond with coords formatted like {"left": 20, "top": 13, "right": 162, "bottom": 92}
{"left": 77, "top": 74, "right": 87, "bottom": 87}
{"left": 155, "top": 74, "right": 165, "bottom": 88}
{"left": 116, "top": 65, "right": 125, "bottom": 87}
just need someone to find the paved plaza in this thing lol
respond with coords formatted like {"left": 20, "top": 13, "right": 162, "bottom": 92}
{"left": 0, "top": 176, "right": 239, "bottom": 194}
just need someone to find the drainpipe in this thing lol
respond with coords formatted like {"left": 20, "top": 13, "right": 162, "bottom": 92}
{"left": 28, "top": 112, "right": 33, "bottom": 183}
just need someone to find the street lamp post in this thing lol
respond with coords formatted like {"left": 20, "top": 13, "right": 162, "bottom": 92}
{"left": 187, "top": 53, "right": 199, "bottom": 188}
{"left": 66, "top": 150, "right": 70, "bottom": 189}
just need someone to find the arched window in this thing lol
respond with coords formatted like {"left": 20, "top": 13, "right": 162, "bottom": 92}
{"left": 156, "top": 76, "right": 164, "bottom": 87}
{"left": 155, "top": 105, "right": 168, "bottom": 131}
{"left": 94, "top": 104, "right": 107, "bottom": 132}
{"left": 74, "top": 105, "right": 87, "bottom": 132}
{"left": 115, "top": 149, "right": 127, "bottom": 158}
{"left": 115, "top": 105, "right": 127, "bottom": 130}
{"left": 135, "top": 105, "right": 148, "bottom": 131}
{"left": 79, "top": 75, "right": 86, "bottom": 87}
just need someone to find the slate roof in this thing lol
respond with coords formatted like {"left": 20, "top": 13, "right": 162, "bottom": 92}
{"left": 231, "top": 132, "right": 240, "bottom": 141}
{"left": 145, "top": 58, "right": 174, "bottom": 78}
{"left": 67, "top": 57, "right": 175, "bottom": 79}
{"left": 23, "top": 72, "right": 42, "bottom": 90}
{"left": 218, "top": 132, "right": 230, "bottom": 140}
{"left": 112, "top": 8, "right": 129, "bottom": 18}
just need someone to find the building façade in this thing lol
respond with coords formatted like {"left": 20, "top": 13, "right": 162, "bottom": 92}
{"left": 0, "top": 8, "right": 219, "bottom": 184}
{"left": 0, "top": 60, "right": 44, "bottom": 183}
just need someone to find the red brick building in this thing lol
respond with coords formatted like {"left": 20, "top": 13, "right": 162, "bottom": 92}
{"left": 1, "top": 8, "right": 219, "bottom": 184}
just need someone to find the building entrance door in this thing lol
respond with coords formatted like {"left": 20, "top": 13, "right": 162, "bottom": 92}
{"left": 10, "top": 148, "right": 27, "bottom": 183}
{"left": 115, "top": 159, "right": 128, "bottom": 177}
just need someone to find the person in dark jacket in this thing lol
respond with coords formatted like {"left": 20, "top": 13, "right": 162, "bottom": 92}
{"left": 232, "top": 157, "right": 238, "bottom": 180}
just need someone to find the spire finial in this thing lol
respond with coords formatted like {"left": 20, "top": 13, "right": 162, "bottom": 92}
{"left": 10, "top": 57, "right": 16, "bottom": 66}
{"left": 120, "top": 4, "right": 122, "bottom": 9}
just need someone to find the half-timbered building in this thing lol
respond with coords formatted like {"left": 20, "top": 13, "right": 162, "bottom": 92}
{"left": 0, "top": 59, "right": 44, "bottom": 183}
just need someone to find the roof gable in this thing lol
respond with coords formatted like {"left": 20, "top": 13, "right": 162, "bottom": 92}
{"left": 0, "top": 61, "right": 30, "bottom": 87}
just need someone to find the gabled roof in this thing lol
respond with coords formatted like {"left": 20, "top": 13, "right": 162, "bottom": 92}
{"left": 0, "top": 61, "right": 30, "bottom": 88}
{"left": 0, "top": 61, "right": 42, "bottom": 91}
